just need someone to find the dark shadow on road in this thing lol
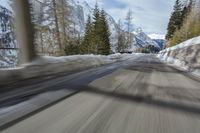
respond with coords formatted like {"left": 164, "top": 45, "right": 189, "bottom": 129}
{"left": 0, "top": 66, "right": 117, "bottom": 108}
{"left": 136, "top": 82, "right": 200, "bottom": 103}
{"left": 125, "top": 61, "right": 183, "bottom": 73}
{"left": 125, "top": 61, "right": 200, "bottom": 82}
{"left": 82, "top": 85, "right": 200, "bottom": 116}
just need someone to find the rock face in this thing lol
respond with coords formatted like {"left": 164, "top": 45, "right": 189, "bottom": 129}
{"left": 0, "top": 5, "right": 17, "bottom": 68}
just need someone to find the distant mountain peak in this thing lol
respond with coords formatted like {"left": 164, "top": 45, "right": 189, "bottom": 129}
{"left": 135, "top": 27, "right": 143, "bottom": 33}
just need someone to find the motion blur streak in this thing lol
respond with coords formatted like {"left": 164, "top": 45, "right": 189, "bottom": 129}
{"left": 2, "top": 55, "right": 200, "bottom": 133}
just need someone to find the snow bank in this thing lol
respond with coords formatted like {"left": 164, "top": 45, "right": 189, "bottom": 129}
{"left": 0, "top": 54, "right": 135, "bottom": 84}
{"left": 158, "top": 36, "right": 200, "bottom": 77}
{"left": 158, "top": 53, "right": 200, "bottom": 77}
{"left": 157, "top": 53, "right": 190, "bottom": 70}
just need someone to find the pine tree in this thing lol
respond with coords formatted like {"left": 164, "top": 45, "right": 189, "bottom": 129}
{"left": 180, "top": 0, "right": 193, "bottom": 26}
{"left": 81, "top": 4, "right": 111, "bottom": 55}
{"left": 166, "top": 0, "right": 183, "bottom": 40}
{"left": 125, "top": 9, "right": 133, "bottom": 49}
{"left": 165, "top": 0, "right": 199, "bottom": 47}
{"left": 81, "top": 15, "right": 93, "bottom": 54}
{"left": 181, "top": 6, "right": 188, "bottom": 22}
{"left": 92, "top": 3, "right": 101, "bottom": 54}
{"left": 98, "top": 10, "right": 111, "bottom": 55}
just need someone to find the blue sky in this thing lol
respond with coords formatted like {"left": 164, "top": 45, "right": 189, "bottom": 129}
{"left": 87, "top": 0, "right": 175, "bottom": 36}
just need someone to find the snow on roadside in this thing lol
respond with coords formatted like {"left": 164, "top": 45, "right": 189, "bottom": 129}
{"left": 158, "top": 53, "right": 200, "bottom": 77}
{"left": 157, "top": 53, "right": 189, "bottom": 70}
{"left": 0, "top": 53, "right": 139, "bottom": 83}
{"left": 24, "top": 53, "right": 134, "bottom": 66}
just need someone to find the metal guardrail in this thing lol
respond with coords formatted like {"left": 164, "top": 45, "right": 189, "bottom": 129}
{"left": 0, "top": 48, "right": 19, "bottom": 50}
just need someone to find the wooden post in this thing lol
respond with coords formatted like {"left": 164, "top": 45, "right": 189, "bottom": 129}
{"left": 14, "top": 0, "right": 36, "bottom": 64}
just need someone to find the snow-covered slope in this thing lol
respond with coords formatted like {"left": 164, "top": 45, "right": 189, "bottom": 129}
{"left": 153, "top": 39, "right": 166, "bottom": 50}
{"left": 132, "top": 28, "right": 160, "bottom": 50}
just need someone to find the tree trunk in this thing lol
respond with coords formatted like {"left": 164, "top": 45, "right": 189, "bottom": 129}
{"left": 40, "top": 29, "right": 44, "bottom": 54}
{"left": 52, "top": 0, "right": 63, "bottom": 55}
{"left": 60, "top": 0, "right": 68, "bottom": 54}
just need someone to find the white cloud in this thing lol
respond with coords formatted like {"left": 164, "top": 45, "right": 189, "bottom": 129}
{"left": 148, "top": 34, "right": 165, "bottom": 40}
{"left": 102, "top": 0, "right": 175, "bottom": 34}
{"left": 106, "top": 8, "right": 127, "bottom": 20}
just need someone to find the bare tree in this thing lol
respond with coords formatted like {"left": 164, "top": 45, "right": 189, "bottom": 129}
{"left": 125, "top": 9, "right": 133, "bottom": 49}
{"left": 117, "top": 19, "right": 126, "bottom": 52}
{"left": 52, "top": 0, "right": 63, "bottom": 55}
{"left": 56, "top": 0, "right": 71, "bottom": 54}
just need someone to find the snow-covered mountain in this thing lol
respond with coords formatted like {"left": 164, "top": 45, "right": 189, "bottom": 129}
{"left": 153, "top": 39, "right": 166, "bottom": 50}
{"left": 148, "top": 34, "right": 166, "bottom": 50}
{"left": 132, "top": 28, "right": 161, "bottom": 50}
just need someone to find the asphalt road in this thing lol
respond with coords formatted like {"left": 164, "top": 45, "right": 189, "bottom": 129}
{"left": 2, "top": 54, "right": 200, "bottom": 133}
